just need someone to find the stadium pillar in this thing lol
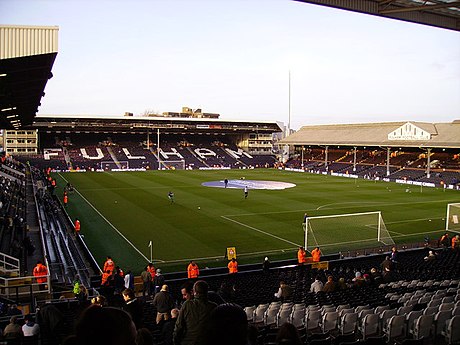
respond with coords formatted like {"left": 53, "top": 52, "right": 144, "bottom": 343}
{"left": 325, "top": 146, "right": 329, "bottom": 169}
{"left": 301, "top": 146, "right": 304, "bottom": 170}
{"left": 353, "top": 146, "right": 357, "bottom": 172}
{"left": 386, "top": 147, "right": 391, "bottom": 176}
{"left": 426, "top": 148, "right": 431, "bottom": 178}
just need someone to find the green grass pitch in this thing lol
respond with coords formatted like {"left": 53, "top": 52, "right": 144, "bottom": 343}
{"left": 52, "top": 169, "right": 459, "bottom": 274}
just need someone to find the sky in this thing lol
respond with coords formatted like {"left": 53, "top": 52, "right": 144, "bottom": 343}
{"left": 1, "top": 0, "right": 459, "bottom": 130}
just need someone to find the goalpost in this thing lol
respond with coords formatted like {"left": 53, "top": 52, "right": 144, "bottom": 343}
{"left": 304, "top": 211, "right": 395, "bottom": 253}
{"left": 159, "top": 160, "right": 186, "bottom": 170}
{"left": 446, "top": 203, "right": 460, "bottom": 232}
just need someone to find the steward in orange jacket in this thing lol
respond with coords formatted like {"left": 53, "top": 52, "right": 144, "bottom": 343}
{"left": 311, "top": 247, "right": 322, "bottom": 262}
{"left": 33, "top": 261, "right": 48, "bottom": 284}
{"left": 103, "top": 256, "right": 115, "bottom": 273}
{"left": 74, "top": 219, "right": 81, "bottom": 235}
{"left": 187, "top": 261, "right": 199, "bottom": 279}
{"left": 101, "top": 270, "right": 112, "bottom": 286}
{"left": 297, "top": 247, "right": 307, "bottom": 265}
{"left": 228, "top": 258, "right": 238, "bottom": 274}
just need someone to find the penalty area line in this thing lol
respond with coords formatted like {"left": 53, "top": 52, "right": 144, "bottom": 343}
{"left": 221, "top": 215, "right": 301, "bottom": 247}
{"left": 57, "top": 173, "right": 160, "bottom": 264}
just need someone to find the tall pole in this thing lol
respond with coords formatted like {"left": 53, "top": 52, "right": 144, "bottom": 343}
{"left": 288, "top": 70, "right": 291, "bottom": 138}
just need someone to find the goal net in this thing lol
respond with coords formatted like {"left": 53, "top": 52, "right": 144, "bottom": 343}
{"left": 304, "top": 211, "right": 395, "bottom": 253}
{"left": 100, "top": 160, "right": 129, "bottom": 170}
{"left": 159, "top": 160, "right": 186, "bottom": 170}
{"left": 446, "top": 203, "right": 460, "bottom": 232}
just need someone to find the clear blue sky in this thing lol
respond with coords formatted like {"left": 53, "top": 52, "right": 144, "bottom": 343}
{"left": 2, "top": 0, "right": 459, "bottom": 130}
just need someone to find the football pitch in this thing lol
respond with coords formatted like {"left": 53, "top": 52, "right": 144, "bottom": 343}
{"left": 52, "top": 169, "right": 459, "bottom": 273}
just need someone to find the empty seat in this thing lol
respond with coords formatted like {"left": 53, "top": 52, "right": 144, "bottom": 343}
{"left": 359, "top": 314, "right": 379, "bottom": 340}
{"left": 443, "top": 315, "right": 460, "bottom": 345}
{"left": 244, "top": 305, "right": 256, "bottom": 322}
{"left": 339, "top": 312, "right": 358, "bottom": 335}
{"left": 434, "top": 310, "right": 452, "bottom": 336}
{"left": 405, "top": 310, "right": 423, "bottom": 336}
{"left": 289, "top": 306, "right": 306, "bottom": 328}
{"left": 384, "top": 315, "right": 406, "bottom": 342}
{"left": 253, "top": 303, "right": 269, "bottom": 324}
{"left": 305, "top": 309, "right": 322, "bottom": 332}
{"left": 409, "top": 314, "right": 434, "bottom": 340}
{"left": 321, "top": 311, "right": 339, "bottom": 333}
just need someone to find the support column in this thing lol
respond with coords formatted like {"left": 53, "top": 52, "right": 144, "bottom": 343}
{"left": 386, "top": 147, "right": 391, "bottom": 176}
{"left": 353, "top": 147, "right": 357, "bottom": 172}
{"left": 426, "top": 148, "right": 431, "bottom": 178}
{"left": 325, "top": 146, "right": 329, "bottom": 170}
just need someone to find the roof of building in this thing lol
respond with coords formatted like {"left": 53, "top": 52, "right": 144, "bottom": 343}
{"left": 280, "top": 121, "right": 460, "bottom": 148}
{"left": 295, "top": 0, "right": 460, "bottom": 32}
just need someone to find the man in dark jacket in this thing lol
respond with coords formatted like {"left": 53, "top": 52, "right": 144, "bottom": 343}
{"left": 152, "top": 284, "right": 175, "bottom": 324}
{"left": 122, "top": 288, "right": 144, "bottom": 329}
{"left": 173, "top": 280, "right": 217, "bottom": 345}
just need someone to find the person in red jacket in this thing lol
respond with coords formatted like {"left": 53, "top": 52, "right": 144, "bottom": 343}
{"left": 74, "top": 218, "right": 81, "bottom": 235}
{"left": 63, "top": 194, "right": 68, "bottom": 207}
{"left": 228, "top": 258, "right": 238, "bottom": 274}
{"left": 33, "top": 261, "right": 48, "bottom": 290}
{"left": 187, "top": 261, "right": 199, "bottom": 279}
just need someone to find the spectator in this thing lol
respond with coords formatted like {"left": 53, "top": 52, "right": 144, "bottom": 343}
{"left": 124, "top": 270, "right": 134, "bottom": 290}
{"left": 173, "top": 280, "right": 217, "bottom": 345}
{"left": 152, "top": 285, "right": 175, "bottom": 325}
{"left": 67, "top": 305, "right": 137, "bottom": 345}
{"left": 274, "top": 281, "right": 292, "bottom": 301}
{"left": 262, "top": 256, "right": 270, "bottom": 273}
{"left": 3, "top": 315, "right": 23, "bottom": 340}
{"left": 153, "top": 268, "right": 165, "bottom": 294}
{"left": 7, "top": 304, "right": 23, "bottom": 317}
{"left": 122, "top": 288, "right": 144, "bottom": 329}
{"left": 275, "top": 322, "right": 303, "bottom": 345}
{"left": 136, "top": 328, "right": 154, "bottom": 345}
{"left": 179, "top": 281, "right": 194, "bottom": 308}
{"left": 424, "top": 250, "right": 437, "bottom": 261}
{"left": 22, "top": 314, "right": 40, "bottom": 338}
{"left": 90, "top": 295, "right": 107, "bottom": 307}
{"left": 162, "top": 308, "right": 179, "bottom": 345}
{"left": 322, "top": 275, "right": 336, "bottom": 293}
{"left": 337, "top": 277, "right": 348, "bottom": 290}
{"left": 141, "top": 266, "right": 152, "bottom": 297}
{"left": 310, "top": 276, "right": 323, "bottom": 293}
{"left": 203, "top": 303, "right": 248, "bottom": 345}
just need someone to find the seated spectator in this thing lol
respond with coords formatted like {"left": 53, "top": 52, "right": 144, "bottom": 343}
{"left": 3, "top": 315, "right": 23, "bottom": 340}
{"left": 274, "top": 281, "right": 292, "bottom": 301}
{"left": 322, "top": 275, "right": 336, "bottom": 292}
{"left": 22, "top": 314, "right": 40, "bottom": 338}
{"left": 424, "top": 250, "right": 437, "bottom": 261}
{"left": 310, "top": 276, "right": 323, "bottom": 293}
{"left": 352, "top": 272, "right": 365, "bottom": 287}
{"left": 337, "top": 277, "right": 348, "bottom": 290}
{"left": 90, "top": 295, "right": 107, "bottom": 307}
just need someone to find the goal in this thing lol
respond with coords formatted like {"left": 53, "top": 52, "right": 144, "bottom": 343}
{"left": 159, "top": 160, "right": 186, "bottom": 170}
{"left": 100, "top": 160, "right": 129, "bottom": 170}
{"left": 446, "top": 203, "right": 460, "bottom": 232}
{"left": 304, "top": 211, "right": 395, "bottom": 253}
